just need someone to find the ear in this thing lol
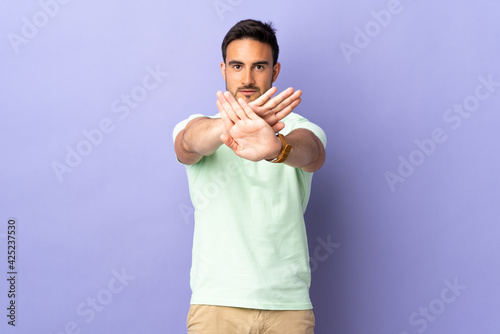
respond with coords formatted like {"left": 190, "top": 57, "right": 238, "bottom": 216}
{"left": 272, "top": 62, "right": 281, "bottom": 83}
{"left": 220, "top": 62, "right": 226, "bottom": 81}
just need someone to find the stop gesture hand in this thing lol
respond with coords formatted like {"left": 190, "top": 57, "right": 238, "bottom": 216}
{"left": 216, "top": 91, "right": 281, "bottom": 162}
{"left": 249, "top": 86, "right": 302, "bottom": 132}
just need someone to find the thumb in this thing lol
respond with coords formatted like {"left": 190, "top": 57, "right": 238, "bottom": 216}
{"left": 220, "top": 133, "right": 238, "bottom": 151}
{"left": 272, "top": 122, "right": 285, "bottom": 133}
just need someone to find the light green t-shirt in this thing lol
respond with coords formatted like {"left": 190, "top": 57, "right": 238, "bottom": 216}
{"left": 173, "top": 112, "right": 327, "bottom": 310}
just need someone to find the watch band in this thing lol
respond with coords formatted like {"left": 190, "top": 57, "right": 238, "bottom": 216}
{"left": 267, "top": 133, "right": 292, "bottom": 163}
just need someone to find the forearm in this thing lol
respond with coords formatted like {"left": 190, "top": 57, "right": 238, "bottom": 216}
{"left": 175, "top": 117, "right": 225, "bottom": 165}
{"left": 281, "top": 129, "right": 325, "bottom": 172}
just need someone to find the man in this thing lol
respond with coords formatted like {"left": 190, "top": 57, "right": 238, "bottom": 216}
{"left": 173, "top": 19, "right": 326, "bottom": 334}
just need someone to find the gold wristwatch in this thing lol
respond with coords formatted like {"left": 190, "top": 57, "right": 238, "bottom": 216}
{"left": 266, "top": 133, "right": 292, "bottom": 163}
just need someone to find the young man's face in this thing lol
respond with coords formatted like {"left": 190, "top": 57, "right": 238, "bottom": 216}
{"left": 221, "top": 38, "right": 281, "bottom": 102}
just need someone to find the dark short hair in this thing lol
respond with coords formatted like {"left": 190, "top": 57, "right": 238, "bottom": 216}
{"left": 221, "top": 19, "right": 279, "bottom": 65}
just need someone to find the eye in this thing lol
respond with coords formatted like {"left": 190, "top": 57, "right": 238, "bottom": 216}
{"left": 233, "top": 65, "right": 241, "bottom": 70}
{"left": 255, "top": 65, "right": 264, "bottom": 70}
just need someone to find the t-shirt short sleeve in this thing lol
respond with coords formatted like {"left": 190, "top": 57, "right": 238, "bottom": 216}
{"left": 283, "top": 114, "right": 327, "bottom": 149}
{"left": 172, "top": 113, "right": 206, "bottom": 143}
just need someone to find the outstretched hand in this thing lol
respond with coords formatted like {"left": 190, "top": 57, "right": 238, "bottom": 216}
{"left": 249, "top": 87, "right": 302, "bottom": 131}
{"left": 216, "top": 91, "right": 281, "bottom": 162}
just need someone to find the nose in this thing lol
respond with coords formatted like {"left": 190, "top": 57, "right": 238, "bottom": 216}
{"left": 242, "top": 68, "right": 255, "bottom": 86}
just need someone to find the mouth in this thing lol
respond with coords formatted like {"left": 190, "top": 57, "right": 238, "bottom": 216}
{"left": 238, "top": 89, "right": 258, "bottom": 97}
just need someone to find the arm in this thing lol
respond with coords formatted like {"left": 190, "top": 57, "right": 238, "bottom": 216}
{"left": 174, "top": 87, "right": 302, "bottom": 165}
{"left": 217, "top": 92, "right": 326, "bottom": 172}
{"left": 174, "top": 117, "right": 226, "bottom": 165}
{"left": 278, "top": 129, "right": 326, "bottom": 172}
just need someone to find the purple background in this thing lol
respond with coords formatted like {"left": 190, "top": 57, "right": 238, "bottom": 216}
{"left": 1, "top": 0, "right": 499, "bottom": 333}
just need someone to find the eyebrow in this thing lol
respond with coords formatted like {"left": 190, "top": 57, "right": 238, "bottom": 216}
{"left": 228, "top": 60, "right": 270, "bottom": 66}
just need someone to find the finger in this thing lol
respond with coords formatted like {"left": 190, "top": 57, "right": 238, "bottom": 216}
{"left": 272, "top": 122, "right": 285, "bottom": 133}
{"left": 218, "top": 100, "right": 235, "bottom": 131}
{"left": 270, "top": 89, "right": 301, "bottom": 113}
{"left": 263, "top": 87, "right": 294, "bottom": 110}
{"left": 284, "top": 89, "right": 302, "bottom": 106}
{"left": 249, "top": 87, "right": 291, "bottom": 116}
{"left": 249, "top": 86, "right": 277, "bottom": 107}
{"left": 220, "top": 133, "right": 239, "bottom": 152}
{"left": 275, "top": 97, "right": 301, "bottom": 121}
{"left": 217, "top": 91, "right": 240, "bottom": 124}
{"left": 225, "top": 91, "right": 249, "bottom": 120}
{"left": 238, "top": 97, "right": 259, "bottom": 120}
{"left": 216, "top": 98, "right": 228, "bottom": 119}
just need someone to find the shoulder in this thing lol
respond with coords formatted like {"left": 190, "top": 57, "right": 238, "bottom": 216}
{"left": 172, "top": 113, "right": 220, "bottom": 143}
{"left": 282, "top": 112, "right": 327, "bottom": 148}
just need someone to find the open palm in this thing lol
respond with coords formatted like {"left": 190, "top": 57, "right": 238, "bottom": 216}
{"left": 249, "top": 87, "right": 302, "bottom": 131}
{"left": 217, "top": 91, "right": 281, "bottom": 162}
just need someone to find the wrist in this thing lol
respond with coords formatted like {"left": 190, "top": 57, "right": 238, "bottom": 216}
{"left": 264, "top": 134, "right": 283, "bottom": 161}
{"left": 265, "top": 133, "right": 293, "bottom": 163}
{"left": 215, "top": 118, "right": 229, "bottom": 138}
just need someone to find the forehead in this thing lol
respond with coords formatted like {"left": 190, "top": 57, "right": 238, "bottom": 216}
{"left": 226, "top": 38, "right": 273, "bottom": 63}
